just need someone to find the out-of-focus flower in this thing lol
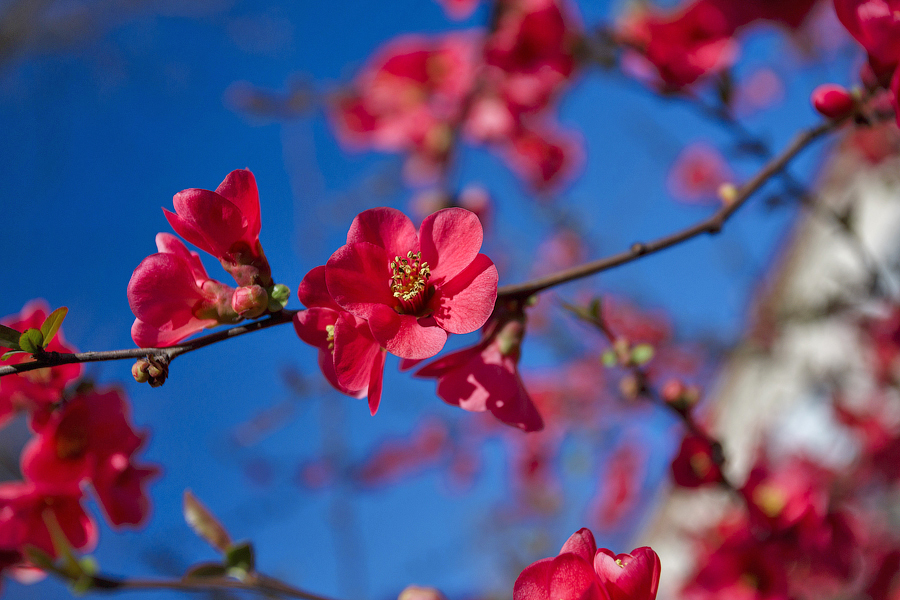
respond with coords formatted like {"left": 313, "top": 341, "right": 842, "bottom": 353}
{"left": 21, "top": 387, "right": 159, "bottom": 527}
{"left": 325, "top": 207, "right": 497, "bottom": 359}
{"left": 0, "top": 301, "right": 82, "bottom": 427}
{"left": 415, "top": 302, "right": 544, "bottom": 431}
{"left": 164, "top": 169, "right": 272, "bottom": 287}
{"left": 834, "top": 0, "right": 900, "bottom": 79}
{"left": 502, "top": 125, "right": 583, "bottom": 190}
{"left": 128, "top": 233, "right": 239, "bottom": 348}
{"left": 435, "top": 0, "right": 479, "bottom": 19}
{"left": 666, "top": 142, "right": 733, "bottom": 205}
{"left": 0, "top": 481, "right": 96, "bottom": 563}
{"left": 671, "top": 433, "right": 723, "bottom": 487}
{"left": 811, "top": 83, "right": 856, "bottom": 119}
{"left": 514, "top": 528, "right": 660, "bottom": 600}
{"left": 293, "top": 265, "right": 386, "bottom": 414}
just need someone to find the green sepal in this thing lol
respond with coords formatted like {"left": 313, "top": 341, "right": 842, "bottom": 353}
{"left": 40, "top": 307, "right": 68, "bottom": 348}
{"left": 225, "top": 542, "right": 255, "bottom": 580}
{"left": 183, "top": 562, "right": 229, "bottom": 580}
{"left": 0, "top": 324, "right": 22, "bottom": 351}
{"left": 588, "top": 297, "right": 602, "bottom": 321}
{"left": 70, "top": 557, "right": 99, "bottom": 596}
{"left": 631, "top": 343, "right": 655, "bottom": 366}
{"left": 18, "top": 329, "right": 44, "bottom": 354}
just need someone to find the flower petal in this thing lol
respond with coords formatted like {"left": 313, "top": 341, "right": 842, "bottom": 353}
{"left": 367, "top": 349, "right": 387, "bottom": 415}
{"left": 298, "top": 265, "right": 341, "bottom": 310}
{"left": 431, "top": 253, "right": 498, "bottom": 334}
{"left": 293, "top": 307, "right": 339, "bottom": 350}
{"left": 333, "top": 313, "right": 381, "bottom": 391}
{"left": 326, "top": 242, "right": 396, "bottom": 319}
{"left": 215, "top": 169, "right": 260, "bottom": 242}
{"left": 419, "top": 207, "right": 484, "bottom": 282}
{"left": 560, "top": 529, "right": 597, "bottom": 563}
{"left": 368, "top": 305, "right": 447, "bottom": 359}
{"left": 169, "top": 189, "right": 246, "bottom": 258}
{"left": 346, "top": 207, "right": 419, "bottom": 258}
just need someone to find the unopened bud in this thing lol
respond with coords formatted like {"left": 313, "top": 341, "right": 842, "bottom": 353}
{"left": 398, "top": 586, "right": 446, "bottom": 600}
{"left": 619, "top": 373, "right": 641, "bottom": 399}
{"left": 268, "top": 283, "right": 291, "bottom": 312}
{"left": 811, "top": 84, "right": 855, "bottom": 120}
{"left": 613, "top": 337, "right": 631, "bottom": 365}
{"left": 134, "top": 355, "right": 169, "bottom": 388}
{"left": 132, "top": 359, "right": 151, "bottom": 383}
{"left": 717, "top": 183, "right": 738, "bottom": 206}
{"left": 232, "top": 285, "right": 268, "bottom": 319}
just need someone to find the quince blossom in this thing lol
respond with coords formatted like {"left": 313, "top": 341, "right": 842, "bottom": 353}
{"left": 325, "top": 207, "right": 498, "bottom": 360}
{"left": 514, "top": 528, "right": 660, "bottom": 600}
{"left": 0, "top": 301, "right": 82, "bottom": 427}
{"left": 415, "top": 303, "right": 543, "bottom": 431}
{"left": 294, "top": 266, "right": 387, "bottom": 414}
{"left": 21, "top": 387, "right": 159, "bottom": 527}
{"left": 128, "top": 233, "right": 239, "bottom": 348}
{"left": 163, "top": 168, "right": 272, "bottom": 287}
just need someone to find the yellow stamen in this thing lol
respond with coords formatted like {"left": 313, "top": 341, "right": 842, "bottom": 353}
{"left": 325, "top": 324, "right": 335, "bottom": 352}
{"left": 390, "top": 251, "right": 431, "bottom": 313}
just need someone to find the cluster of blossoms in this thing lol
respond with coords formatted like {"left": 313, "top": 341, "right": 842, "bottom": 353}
{"left": 330, "top": 0, "right": 582, "bottom": 189}
{"left": 128, "top": 169, "right": 287, "bottom": 349}
{"left": 617, "top": 0, "right": 818, "bottom": 91}
{"left": 514, "top": 528, "right": 660, "bottom": 600}
{"left": 0, "top": 302, "right": 158, "bottom": 590}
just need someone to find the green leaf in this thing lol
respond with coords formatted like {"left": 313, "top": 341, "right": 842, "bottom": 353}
{"left": 0, "top": 324, "right": 21, "bottom": 351}
{"left": 588, "top": 297, "right": 602, "bottom": 321}
{"left": 601, "top": 350, "right": 617, "bottom": 368}
{"left": 40, "top": 307, "right": 68, "bottom": 348}
{"left": 183, "top": 562, "right": 229, "bottom": 580}
{"left": 1, "top": 350, "right": 28, "bottom": 361}
{"left": 267, "top": 284, "right": 291, "bottom": 311}
{"left": 225, "top": 542, "right": 255, "bottom": 580}
{"left": 631, "top": 343, "right": 655, "bottom": 366}
{"left": 22, "top": 545, "right": 56, "bottom": 570}
{"left": 183, "top": 490, "right": 232, "bottom": 553}
{"left": 18, "top": 329, "right": 44, "bottom": 354}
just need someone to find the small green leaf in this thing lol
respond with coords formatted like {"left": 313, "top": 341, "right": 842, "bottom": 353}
{"left": 588, "top": 298, "right": 602, "bottom": 321}
{"left": 23, "top": 545, "right": 56, "bottom": 570}
{"left": 1, "top": 350, "right": 28, "bottom": 361}
{"left": 18, "top": 329, "right": 44, "bottom": 354}
{"left": 40, "top": 307, "right": 68, "bottom": 348}
{"left": 631, "top": 343, "right": 655, "bottom": 366}
{"left": 0, "top": 324, "right": 21, "bottom": 351}
{"left": 601, "top": 350, "right": 617, "bottom": 368}
{"left": 267, "top": 284, "right": 291, "bottom": 311}
{"left": 225, "top": 542, "right": 255, "bottom": 579}
{"left": 183, "top": 562, "right": 229, "bottom": 580}
{"left": 183, "top": 490, "right": 232, "bottom": 553}
{"left": 42, "top": 510, "right": 82, "bottom": 579}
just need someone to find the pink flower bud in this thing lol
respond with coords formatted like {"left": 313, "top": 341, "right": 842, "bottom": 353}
{"left": 231, "top": 285, "right": 268, "bottom": 319}
{"left": 811, "top": 84, "right": 855, "bottom": 120}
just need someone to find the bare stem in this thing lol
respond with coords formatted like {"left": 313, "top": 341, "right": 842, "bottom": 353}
{"left": 85, "top": 571, "right": 340, "bottom": 600}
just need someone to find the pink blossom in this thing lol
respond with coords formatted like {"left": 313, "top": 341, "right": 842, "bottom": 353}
{"left": 514, "top": 528, "right": 660, "bottom": 600}
{"left": 0, "top": 301, "right": 82, "bottom": 427}
{"left": 670, "top": 433, "right": 723, "bottom": 487}
{"left": 811, "top": 83, "right": 856, "bottom": 119}
{"left": 435, "top": 0, "right": 479, "bottom": 20}
{"left": 325, "top": 207, "right": 498, "bottom": 360}
{"left": 163, "top": 169, "right": 272, "bottom": 286}
{"left": 293, "top": 266, "right": 386, "bottom": 414}
{"left": 21, "top": 387, "right": 159, "bottom": 527}
{"left": 128, "top": 233, "right": 238, "bottom": 348}
{"left": 834, "top": 0, "right": 900, "bottom": 79}
{"left": 415, "top": 306, "right": 543, "bottom": 431}
{"left": 0, "top": 481, "right": 96, "bottom": 562}
{"left": 666, "top": 142, "right": 732, "bottom": 205}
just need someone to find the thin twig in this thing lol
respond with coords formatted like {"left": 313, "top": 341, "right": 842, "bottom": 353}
{"left": 497, "top": 115, "right": 848, "bottom": 299}
{"left": 0, "top": 310, "right": 298, "bottom": 378}
{"left": 86, "top": 572, "right": 340, "bottom": 600}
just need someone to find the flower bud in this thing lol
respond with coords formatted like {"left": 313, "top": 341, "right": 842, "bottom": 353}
{"left": 811, "top": 84, "right": 855, "bottom": 120}
{"left": 132, "top": 359, "right": 151, "bottom": 383}
{"left": 232, "top": 285, "right": 268, "bottom": 319}
{"left": 398, "top": 586, "right": 446, "bottom": 600}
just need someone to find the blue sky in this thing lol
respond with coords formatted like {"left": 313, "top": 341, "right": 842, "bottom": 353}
{"left": 0, "top": 1, "right": 857, "bottom": 599}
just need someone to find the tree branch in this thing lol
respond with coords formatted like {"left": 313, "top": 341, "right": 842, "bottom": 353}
{"left": 83, "top": 571, "right": 340, "bottom": 600}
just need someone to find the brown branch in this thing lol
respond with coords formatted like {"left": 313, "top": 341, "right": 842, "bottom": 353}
{"left": 83, "top": 571, "right": 340, "bottom": 600}
{"left": 0, "top": 310, "right": 298, "bottom": 378}
{"left": 497, "top": 115, "right": 848, "bottom": 299}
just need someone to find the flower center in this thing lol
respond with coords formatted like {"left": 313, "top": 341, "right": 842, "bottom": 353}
{"left": 390, "top": 251, "right": 432, "bottom": 314}
{"left": 325, "top": 324, "right": 335, "bottom": 351}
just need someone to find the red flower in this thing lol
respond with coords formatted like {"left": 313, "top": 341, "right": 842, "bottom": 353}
{"left": 811, "top": 83, "right": 856, "bottom": 119}
{"left": 163, "top": 169, "right": 272, "bottom": 286}
{"left": 834, "top": 0, "right": 900, "bottom": 79}
{"left": 21, "top": 387, "right": 159, "bottom": 527}
{"left": 594, "top": 547, "right": 661, "bottom": 600}
{"left": 671, "top": 433, "right": 723, "bottom": 487}
{"left": 415, "top": 306, "right": 544, "bottom": 431}
{"left": 325, "top": 207, "right": 498, "bottom": 359}
{"left": 0, "top": 481, "right": 96, "bottom": 561}
{"left": 514, "top": 528, "right": 660, "bottom": 600}
{"left": 293, "top": 266, "right": 387, "bottom": 414}
{"left": 128, "top": 233, "right": 238, "bottom": 348}
{"left": 0, "top": 301, "right": 82, "bottom": 427}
